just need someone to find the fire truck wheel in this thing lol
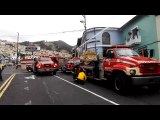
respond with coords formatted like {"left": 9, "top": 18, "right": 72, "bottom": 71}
{"left": 52, "top": 71, "right": 57, "bottom": 75}
{"left": 114, "top": 73, "right": 128, "bottom": 95}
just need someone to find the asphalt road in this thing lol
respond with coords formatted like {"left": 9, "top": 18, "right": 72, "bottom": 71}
{"left": 1, "top": 66, "right": 160, "bottom": 105}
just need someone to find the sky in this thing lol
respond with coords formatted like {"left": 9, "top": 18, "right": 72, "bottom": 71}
{"left": 0, "top": 15, "right": 136, "bottom": 46}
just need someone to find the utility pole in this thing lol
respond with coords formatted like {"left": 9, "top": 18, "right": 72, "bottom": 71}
{"left": 80, "top": 15, "right": 87, "bottom": 31}
{"left": 16, "top": 32, "right": 19, "bottom": 64}
{"left": 82, "top": 15, "right": 87, "bottom": 31}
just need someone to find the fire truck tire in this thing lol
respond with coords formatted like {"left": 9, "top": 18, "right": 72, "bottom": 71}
{"left": 52, "top": 71, "right": 57, "bottom": 75}
{"left": 114, "top": 73, "right": 129, "bottom": 95}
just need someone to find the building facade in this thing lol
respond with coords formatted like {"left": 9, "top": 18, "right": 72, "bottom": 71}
{"left": 120, "top": 15, "right": 160, "bottom": 60}
{"left": 77, "top": 15, "right": 160, "bottom": 60}
{"left": 77, "top": 27, "right": 122, "bottom": 59}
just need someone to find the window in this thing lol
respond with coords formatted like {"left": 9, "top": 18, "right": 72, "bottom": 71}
{"left": 137, "top": 48, "right": 155, "bottom": 58}
{"left": 130, "top": 27, "right": 139, "bottom": 39}
{"left": 115, "top": 49, "right": 140, "bottom": 57}
{"left": 102, "top": 32, "right": 110, "bottom": 45}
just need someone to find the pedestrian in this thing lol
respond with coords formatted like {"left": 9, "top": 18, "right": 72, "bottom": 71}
{"left": 76, "top": 67, "right": 87, "bottom": 85}
{"left": 0, "top": 60, "right": 3, "bottom": 81}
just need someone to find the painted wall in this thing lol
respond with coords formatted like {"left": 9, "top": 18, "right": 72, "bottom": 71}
{"left": 121, "top": 15, "right": 159, "bottom": 60}
{"left": 80, "top": 27, "right": 122, "bottom": 58}
{"left": 156, "top": 15, "right": 160, "bottom": 60}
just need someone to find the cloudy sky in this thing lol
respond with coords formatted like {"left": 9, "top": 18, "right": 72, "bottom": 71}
{"left": 0, "top": 15, "right": 136, "bottom": 46}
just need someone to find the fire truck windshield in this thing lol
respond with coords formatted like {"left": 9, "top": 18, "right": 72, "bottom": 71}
{"left": 68, "top": 60, "right": 73, "bottom": 63}
{"left": 39, "top": 57, "right": 52, "bottom": 61}
{"left": 68, "top": 60, "right": 80, "bottom": 64}
{"left": 115, "top": 49, "right": 140, "bottom": 57}
{"left": 74, "top": 60, "right": 80, "bottom": 63}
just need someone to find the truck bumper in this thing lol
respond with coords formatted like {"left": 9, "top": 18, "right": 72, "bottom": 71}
{"left": 131, "top": 76, "right": 160, "bottom": 85}
{"left": 37, "top": 68, "right": 58, "bottom": 72}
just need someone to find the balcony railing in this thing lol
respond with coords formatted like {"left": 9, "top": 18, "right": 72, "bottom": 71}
{"left": 126, "top": 36, "right": 141, "bottom": 46}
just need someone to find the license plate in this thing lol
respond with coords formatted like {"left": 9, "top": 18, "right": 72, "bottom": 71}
{"left": 46, "top": 69, "right": 50, "bottom": 71}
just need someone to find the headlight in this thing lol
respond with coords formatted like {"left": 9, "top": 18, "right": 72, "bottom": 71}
{"left": 130, "top": 69, "right": 136, "bottom": 75}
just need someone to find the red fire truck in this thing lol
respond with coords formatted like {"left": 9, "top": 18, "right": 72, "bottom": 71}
{"left": 32, "top": 56, "right": 58, "bottom": 75}
{"left": 61, "top": 57, "right": 81, "bottom": 73}
{"left": 75, "top": 45, "right": 160, "bottom": 94}
{"left": 20, "top": 58, "right": 34, "bottom": 72}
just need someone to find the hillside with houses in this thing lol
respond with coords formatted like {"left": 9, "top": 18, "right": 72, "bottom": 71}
{"left": 0, "top": 39, "right": 73, "bottom": 64}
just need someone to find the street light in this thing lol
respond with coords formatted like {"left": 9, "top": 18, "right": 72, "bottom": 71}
{"left": 16, "top": 32, "right": 19, "bottom": 64}
{"left": 80, "top": 15, "right": 87, "bottom": 31}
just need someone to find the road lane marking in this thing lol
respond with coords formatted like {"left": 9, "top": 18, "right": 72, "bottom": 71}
{"left": 24, "top": 75, "right": 35, "bottom": 79}
{"left": 24, "top": 87, "right": 29, "bottom": 91}
{"left": 55, "top": 76, "right": 119, "bottom": 105}
{"left": 24, "top": 80, "right": 28, "bottom": 83}
{"left": 0, "top": 74, "right": 16, "bottom": 98}
{"left": 0, "top": 74, "right": 15, "bottom": 91}
{"left": 24, "top": 100, "right": 32, "bottom": 105}
{"left": 3, "top": 73, "right": 32, "bottom": 75}
{"left": 54, "top": 91, "right": 59, "bottom": 95}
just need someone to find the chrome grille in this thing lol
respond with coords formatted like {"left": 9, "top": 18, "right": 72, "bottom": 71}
{"left": 140, "top": 63, "right": 159, "bottom": 73}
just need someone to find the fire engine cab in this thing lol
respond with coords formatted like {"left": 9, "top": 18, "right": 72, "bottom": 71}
{"left": 75, "top": 44, "right": 160, "bottom": 94}
{"left": 73, "top": 27, "right": 160, "bottom": 94}
{"left": 61, "top": 57, "right": 81, "bottom": 73}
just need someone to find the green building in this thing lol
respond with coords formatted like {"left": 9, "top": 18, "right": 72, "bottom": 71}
{"left": 120, "top": 15, "right": 160, "bottom": 60}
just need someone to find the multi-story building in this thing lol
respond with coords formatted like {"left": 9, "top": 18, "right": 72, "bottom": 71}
{"left": 76, "top": 15, "right": 160, "bottom": 60}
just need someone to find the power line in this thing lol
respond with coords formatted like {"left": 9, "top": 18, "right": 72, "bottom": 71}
{"left": 0, "top": 29, "right": 84, "bottom": 38}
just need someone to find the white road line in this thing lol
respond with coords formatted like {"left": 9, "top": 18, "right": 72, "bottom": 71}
{"left": 24, "top": 80, "right": 28, "bottom": 83}
{"left": 54, "top": 91, "right": 59, "bottom": 95}
{"left": 24, "top": 100, "right": 32, "bottom": 105}
{"left": 24, "top": 75, "right": 35, "bottom": 79}
{"left": 24, "top": 87, "right": 29, "bottom": 91}
{"left": 55, "top": 76, "right": 119, "bottom": 105}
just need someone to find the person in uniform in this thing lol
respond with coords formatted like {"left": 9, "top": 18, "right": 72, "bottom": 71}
{"left": 0, "top": 60, "right": 3, "bottom": 81}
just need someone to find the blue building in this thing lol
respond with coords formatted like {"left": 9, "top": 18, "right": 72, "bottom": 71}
{"left": 76, "top": 27, "right": 122, "bottom": 59}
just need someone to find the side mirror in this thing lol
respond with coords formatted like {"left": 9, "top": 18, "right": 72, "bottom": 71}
{"left": 150, "top": 49, "right": 154, "bottom": 58}
{"left": 110, "top": 53, "right": 114, "bottom": 58}
{"left": 107, "top": 51, "right": 114, "bottom": 59}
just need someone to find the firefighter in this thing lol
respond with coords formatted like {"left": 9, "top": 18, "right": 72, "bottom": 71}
{"left": 76, "top": 67, "right": 87, "bottom": 85}
{"left": 33, "top": 57, "right": 38, "bottom": 72}
{"left": 72, "top": 62, "right": 80, "bottom": 82}
{"left": 0, "top": 60, "right": 3, "bottom": 81}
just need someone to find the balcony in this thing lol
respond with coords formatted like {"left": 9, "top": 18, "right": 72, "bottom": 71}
{"left": 126, "top": 35, "right": 141, "bottom": 46}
